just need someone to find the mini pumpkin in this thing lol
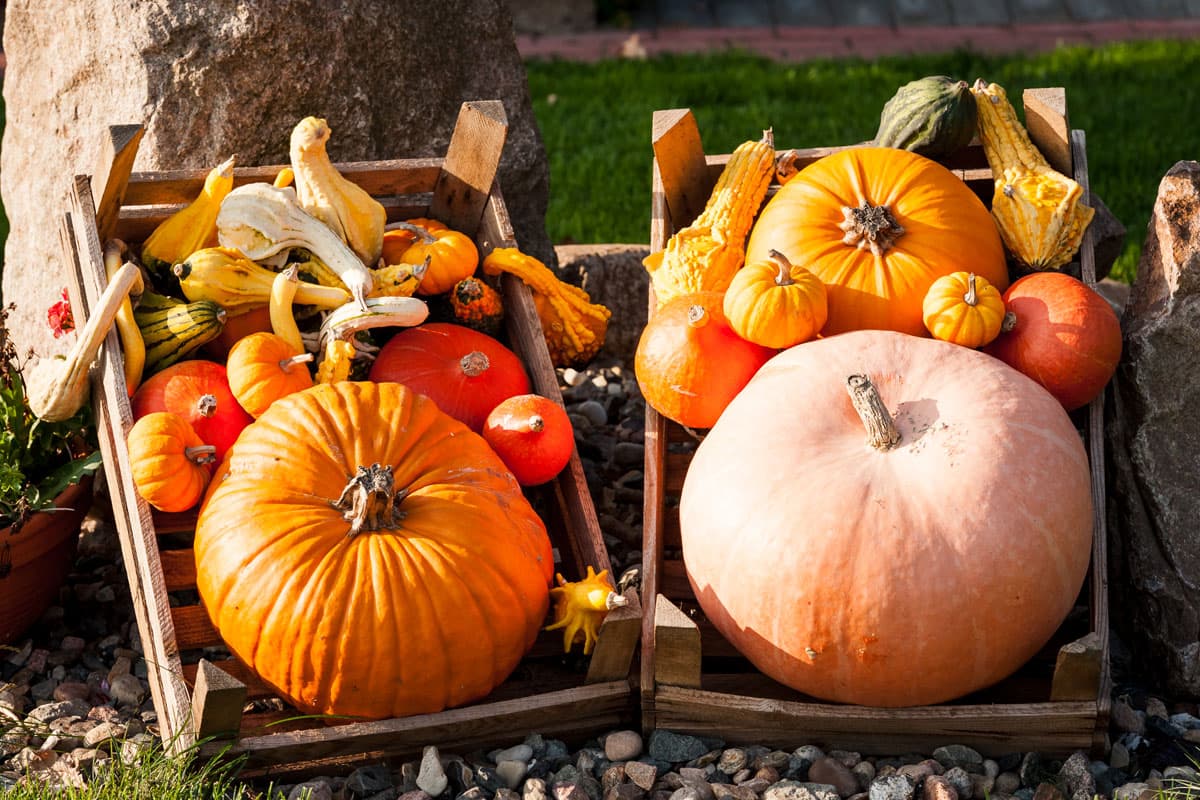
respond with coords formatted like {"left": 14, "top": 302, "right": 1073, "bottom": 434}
{"left": 723, "top": 249, "right": 828, "bottom": 349}
{"left": 226, "top": 332, "right": 315, "bottom": 418}
{"left": 384, "top": 219, "right": 479, "bottom": 296}
{"left": 130, "top": 360, "right": 253, "bottom": 464}
{"left": 922, "top": 271, "right": 1008, "bottom": 348}
{"left": 483, "top": 393, "right": 575, "bottom": 486}
{"left": 128, "top": 412, "right": 216, "bottom": 512}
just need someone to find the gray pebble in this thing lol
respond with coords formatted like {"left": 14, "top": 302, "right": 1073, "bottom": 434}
{"left": 868, "top": 775, "right": 916, "bottom": 800}
{"left": 624, "top": 761, "right": 658, "bottom": 791}
{"left": 418, "top": 746, "right": 449, "bottom": 797}
{"left": 605, "top": 730, "right": 644, "bottom": 762}
{"left": 933, "top": 746, "right": 984, "bottom": 775}
{"left": 943, "top": 767, "right": 973, "bottom": 800}
{"left": 499, "top": 761, "right": 531, "bottom": 790}
{"left": 496, "top": 745, "right": 535, "bottom": 765}
{"left": 575, "top": 400, "right": 608, "bottom": 428}
{"left": 763, "top": 780, "right": 840, "bottom": 800}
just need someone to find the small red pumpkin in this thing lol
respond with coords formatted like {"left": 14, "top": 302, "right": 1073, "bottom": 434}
{"left": 368, "top": 323, "right": 530, "bottom": 432}
{"left": 635, "top": 291, "right": 774, "bottom": 429}
{"left": 984, "top": 272, "right": 1122, "bottom": 411}
{"left": 131, "top": 360, "right": 253, "bottom": 464}
{"left": 483, "top": 394, "right": 575, "bottom": 486}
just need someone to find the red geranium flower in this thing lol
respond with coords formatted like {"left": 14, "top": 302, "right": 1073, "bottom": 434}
{"left": 47, "top": 288, "right": 75, "bottom": 338}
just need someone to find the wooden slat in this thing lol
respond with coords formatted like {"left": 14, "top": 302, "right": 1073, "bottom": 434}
{"left": 122, "top": 160, "right": 443, "bottom": 206}
{"left": 172, "top": 605, "right": 223, "bottom": 650}
{"left": 429, "top": 100, "right": 508, "bottom": 237}
{"left": 653, "top": 685, "right": 1098, "bottom": 758}
{"left": 585, "top": 589, "right": 642, "bottom": 684}
{"left": 160, "top": 549, "right": 197, "bottom": 591}
{"left": 1023, "top": 88, "right": 1071, "bottom": 175}
{"left": 91, "top": 125, "right": 144, "bottom": 244}
{"left": 204, "top": 681, "right": 632, "bottom": 773}
{"left": 193, "top": 659, "right": 248, "bottom": 739}
{"left": 151, "top": 509, "right": 198, "bottom": 536}
{"left": 663, "top": 452, "right": 693, "bottom": 495}
{"left": 65, "top": 179, "right": 195, "bottom": 754}
{"left": 654, "top": 595, "right": 701, "bottom": 689}
{"left": 651, "top": 109, "right": 710, "bottom": 230}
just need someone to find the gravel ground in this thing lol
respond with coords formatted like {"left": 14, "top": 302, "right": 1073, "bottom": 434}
{"left": 1, "top": 357, "right": 1198, "bottom": 797}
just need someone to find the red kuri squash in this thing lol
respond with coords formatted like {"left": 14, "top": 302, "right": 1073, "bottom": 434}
{"left": 194, "top": 381, "right": 553, "bottom": 719}
{"left": 368, "top": 323, "right": 530, "bottom": 432}
{"left": 130, "top": 360, "right": 253, "bottom": 464}
{"left": 984, "top": 272, "right": 1122, "bottom": 411}
{"left": 679, "top": 330, "right": 1093, "bottom": 707}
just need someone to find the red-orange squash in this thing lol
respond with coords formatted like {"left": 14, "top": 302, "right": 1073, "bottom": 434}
{"left": 194, "top": 381, "right": 553, "bottom": 719}
{"left": 131, "top": 360, "right": 253, "bottom": 464}
{"left": 483, "top": 394, "right": 575, "bottom": 486}
{"left": 635, "top": 291, "right": 774, "bottom": 429}
{"left": 983, "top": 272, "right": 1122, "bottom": 411}
{"left": 745, "top": 146, "right": 1008, "bottom": 337}
{"left": 679, "top": 330, "right": 1093, "bottom": 707}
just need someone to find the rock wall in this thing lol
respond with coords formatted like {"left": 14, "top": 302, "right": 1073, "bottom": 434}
{"left": 1106, "top": 160, "right": 1200, "bottom": 698}
{"left": 1, "top": 0, "right": 552, "bottom": 359}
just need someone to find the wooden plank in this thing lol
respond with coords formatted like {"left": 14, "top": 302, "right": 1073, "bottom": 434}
{"left": 91, "top": 125, "right": 144, "bottom": 244}
{"left": 204, "top": 681, "right": 632, "bottom": 772}
{"left": 651, "top": 109, "right": 710, "bottom": 230}
{"left": 585, "top": 589, "right": 642, "bottom": 684}
{"left": 653, "top": 685, "right": 1098, "bottom": 758}
{"left": 193, "top": 659, "right": 248, "bottom": 740}
{"left": 182, "top": 659, "right": 274, "bottom": 699}
{"left": 122, "top": 160, "right": 443, "bottom": 206}
{"left": 430, "top": 100, "right": 508, "bottom": 237}
{"left": 1050, "top": 632, "right": 1104, "bottom": 702}
{"left": 1023, "top": 88, "right": 1071, "bottom": 175}
{"left": 172, "top": 604, "right": 223, "bottom": 650}
{"left": 663, "top": 452, "right": 692, "bottom": 495}
{"left": 654, "top": 594, "right": 701, "bottom": 689}
{"left": 160, "top": 548, "right": 197, "bottom": 591}
{"left": 65, "top": 178, "right": 195, "bottom": 754}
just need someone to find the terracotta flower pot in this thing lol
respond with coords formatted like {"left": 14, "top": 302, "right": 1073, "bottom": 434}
{"left": 0, "top": 477, "right": 94, "bottom": 645}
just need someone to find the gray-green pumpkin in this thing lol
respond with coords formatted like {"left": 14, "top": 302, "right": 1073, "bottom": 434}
{"left": 874, "top": 76, "right": 978, "bottom": 158}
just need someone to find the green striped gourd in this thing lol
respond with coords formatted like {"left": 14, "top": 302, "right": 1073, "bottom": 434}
{"left": 874, "top": 76, "right": 978, "bottom": 159}
{"left": 136, "top": 298, "right": 227, "bottom": 374}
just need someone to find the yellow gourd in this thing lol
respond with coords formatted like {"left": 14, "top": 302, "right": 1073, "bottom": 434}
{"left": 922, "top": 271, "right": 1009, "bottom": 348}
{"left": 970, "top": 80, "right": 1095, "bottom": 271}
{"left": 643, "top": 130, "right": 775, "bottom": 308}
{"left": 173, "top": 247, "right": 351, "bottom": 313}
{"left": 141, "top": 156, "right": 236, "bottom": 273}
{"left": 289, "top": 117, "right": 386, "bottom": 268}
{"left": 544, "top": 566, "right": 628, "bottom": 655}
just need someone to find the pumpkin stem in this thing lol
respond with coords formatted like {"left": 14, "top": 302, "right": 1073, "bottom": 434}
{"left": 197, "top": 394, "right": 218, "bottom": 418}
{"left": 280, "top": 352, "right": 315, "bottom": 372}
{"left": 528, "top": 414, "right": 545, "bottom": 433}
{"left": 775, "top": 149, "right": 802, "bottom": 184}
{"left": 1001, "top": 311, "right": 1017, "bottom": 332}
{"left": 385, "top": 220, "right": 437, "bottom": 245}
{"left": 964, "top": 273, "right": 979, "bottom": 306}
{"left": 184, "top": 444, "right": 217, "bottom": 465}
{"left": 838, "top": 202, "right": 905, "bottom": 256}
{"left": 686, "top": 305, "right": 709, "bottom": 328}
{"left": 767, "top": 249, "right": 796, "bottom": 287}
{"left": 461, "top": 350, "right": 490, "bottom": 378}
{"left": 846, "top": 374, "right": 900, "bottom": 451}
{"left": 334, "top": 462, "right": 407, "bottom": 538}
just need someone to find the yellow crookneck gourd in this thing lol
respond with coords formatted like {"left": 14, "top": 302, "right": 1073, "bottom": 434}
{"left": 970, "top": 80, "right": 1095, "bottom": 271}
{"left": 544, "top": 566, "right": 628, "bottom": 655}
{"left": 316, "top": 339, "right": 356, "bottom": 384}
{"left": 643, "top": 130, "right": 776, "bottom": 309}
{"left": 481, "top": 247, "right": 611, "bottom": 368}
{"left": 289, "top": 117, "right": 386, "bottom": 268}
{"left": 141, "top": 155, "right": 236, "bottom": 273}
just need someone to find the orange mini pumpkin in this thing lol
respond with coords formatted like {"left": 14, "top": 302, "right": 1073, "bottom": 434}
{"left": 746, "top": 146, "right": 1008, "bottom": 337}
{"left": 922, "top": 271, "right": 1007, "bottom": 348}
{"left": 128, "top": 412, "right": 217, "bottom": 513}
{"left": 384, "top": 218, "right": 479, "bottom": 296}
{"left": 226, "top": 332, "right": 315, "bottom": 418}
{"left": 723, "top": 249, "right": 828, "bottom": 349}
{"left": 194, "top": 381, "right": 554, "bottom": 719}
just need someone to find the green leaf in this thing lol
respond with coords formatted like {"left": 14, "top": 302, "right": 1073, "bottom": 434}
{"left": 34, "top": 450, "right": 101, "bottom": 511}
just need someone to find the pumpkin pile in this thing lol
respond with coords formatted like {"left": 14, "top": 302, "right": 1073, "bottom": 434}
{"left": 92, "top": 116, "right": 618, "bottom": 719}
{"left": 638, "top": 77, "right": 1122, "bottom": 706}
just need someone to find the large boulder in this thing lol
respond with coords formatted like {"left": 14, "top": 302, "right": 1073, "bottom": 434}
{"left": 1, "top": 0, "right": 552, "bottom": 359}
{"left": 1106, "top": 160, "right": 1200, "bottom": 698}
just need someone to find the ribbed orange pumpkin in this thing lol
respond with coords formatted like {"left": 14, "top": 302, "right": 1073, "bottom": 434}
{"left": 193, "top": 381, "right": 553, "bottom": 719}
{"left": 128, "top": 412, "right": 216, "bottom": 513}
{"left": 745, "top": 146, "right": 1008, "bottom": 337}
{"left": 225, "top": 332, "right": 314, "bottom": 418}
{"left": 680, "top": 330, "right": 1093, "bottom": 706}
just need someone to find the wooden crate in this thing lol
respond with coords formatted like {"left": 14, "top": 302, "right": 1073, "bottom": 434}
{"left": 639, "top": 89, "right": 1112, "bottom": 759}
{"left": 60, "top": 101, "right": 640, "bottom": 778}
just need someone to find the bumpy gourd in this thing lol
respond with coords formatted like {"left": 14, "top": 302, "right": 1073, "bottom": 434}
{"left": 922, "top": 271, "right": 1008, "bottom": 348}
{"left": 316, "top": 339, "right": 356, "bottom": 384}
{"left": 722, "top": 249, "right": 827, "bottom": 349}
{"left": 141, "top": 155, "right": 236, "bottom": 274}
{"left": 544, "top": 566, "right": 627, "bottom": 655}
{"left": 482, "top": 248, "right": 611, "bottom": 368}
{"left": 970, "top": 80, "right": 1095, "bottom": 271}
{"left": 874, "top": 76, "right": 978, "bottom": 158}
{"left": 289, "top": 117, "right": 386, "bottom": 268}
{"left": 643, "top": 130, "right": 775, "bottom": 308}
{"left": 449, "top": 276, "right": 505, "bottom": 336}
{"left": 216, "top": 182, "right": 375, "bottom": 309}
{"left": 174, "top": 247, "right": 351, "bottom": 314}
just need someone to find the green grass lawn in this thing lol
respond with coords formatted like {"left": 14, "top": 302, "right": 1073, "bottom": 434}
{"left": 526, "top": 38, "right": 1200, "bottom": 283}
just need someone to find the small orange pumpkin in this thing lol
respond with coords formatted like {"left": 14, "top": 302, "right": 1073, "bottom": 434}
{"left": 723, "top": 249, "right": 828, "bottom": 349}
{"left": 635, "top": 291, "right": 775, "bottom": 429}
{"left": 483, "top": 394, "right": 575, "bottom": 486}
{"left": 384, "top": 219, "right": 479, "bottom": 296}
{"left": 128, "top": 412, "right": 216, "bottom": 512}
{"left": 226, "top": 332, "right": 315, "bottom": 418}
{"left": 922, "top": 271, "right": 1007, "bottom": 348}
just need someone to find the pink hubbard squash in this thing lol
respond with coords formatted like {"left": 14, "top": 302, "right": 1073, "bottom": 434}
{"left": 679, "top": 330, "right": 1093, "bottom": 707}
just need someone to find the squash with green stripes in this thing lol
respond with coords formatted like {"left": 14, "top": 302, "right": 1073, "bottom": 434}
{"left": 136, "top": 298, "right": 227, "bottom": 375}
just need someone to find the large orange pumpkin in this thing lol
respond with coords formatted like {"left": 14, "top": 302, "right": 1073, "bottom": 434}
{"left": 679, "top": 330, "right": 1093, "bottom": 707}
{"left": 983, "top": 272, "right": 1121, "bottom": 411}
{"left": 193, "top": 381, "right": 554, "bottom": 719}
{"left": 745, "top": 146, "right": 1008, "bottom": 337}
